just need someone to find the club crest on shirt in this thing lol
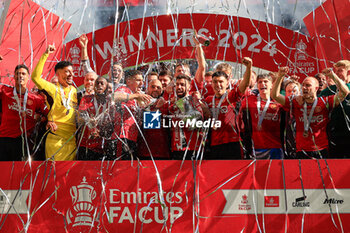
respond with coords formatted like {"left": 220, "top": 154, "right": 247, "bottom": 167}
{"left": 315, "top": 106, "right": 322, "bottom": 113}
{"left": 27, "top": 99, "right": 33, "bottom": 106}
{"left": 220, "top": 106, "right": 228, "bottom": 114}
{"left": 270, "top": 104, "right": 277, "bottom": 109}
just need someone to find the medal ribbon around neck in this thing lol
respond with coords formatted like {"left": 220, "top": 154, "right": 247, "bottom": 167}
{"left": 257, "top": 96, "right": 271, "bottom": 129}
{"left": 303, "top": 98, "right": 318, "bottom": 135}
{"left": 93, "top": 96, "right": 107, "bottom": 120}
{"left": 211, "top": 92, "right": 227, "bottom": 120}
{"left": 60, "top": 84, "right": 73, "bottom": 110}
{"left": 13, "top": 87, "right": 28, "bottom": 116}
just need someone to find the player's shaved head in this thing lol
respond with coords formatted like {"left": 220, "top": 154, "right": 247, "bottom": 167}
{"left": 303, "top": 76, "right": 319, "bottom": 87}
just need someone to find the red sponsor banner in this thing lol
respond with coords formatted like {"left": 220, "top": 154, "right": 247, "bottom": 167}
{"left": 303, "top": 0, "right": 350, "bottom": 69}
{"left": 1, "top": 160, "right": 350, "bottom": 232}
{"left": 0, "top": 161, "right": 193, "bottom": 232}
{"left": 0, "top": 0, "right": 71, "bottom": 88}
{"left": 65, "top": 13, "right": 318, "bottom": 87}
{"left": 264, "top": 196, "right": 279, "bottom": 207}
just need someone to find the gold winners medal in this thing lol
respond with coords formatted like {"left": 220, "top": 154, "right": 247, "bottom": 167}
{"left": 303, "top": 131, "right": 309, "bottom": 137}
{"left": 21, "top": 111, "right": 26, "bottom": 118}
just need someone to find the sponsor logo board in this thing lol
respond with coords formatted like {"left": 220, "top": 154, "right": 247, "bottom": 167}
{"left": 264, "top": 196, "right": 279, "bottom": 207}
{"left": 0, "top": 190, "right": 29, "bottom": 214}
{"left": 222, "top": 189, "right": 350, "bottom": 214}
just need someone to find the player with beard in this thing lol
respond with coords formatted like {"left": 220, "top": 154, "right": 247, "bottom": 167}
{"left": 272, "top": 67, "right": 349, "bottom": 158}
{"left": 112, "top": 70, "right": 152, "bottom": 159}
{"left": 240, "top": 73, "right": 283, "bottom": 159}
{"left": 145, "top": 71, "right": 158, "bottom": 90}
{"left": 319, "top": 60, "right": 350, "bottom": 158}
{"left": 32, "top": 45, "right": 78, "bottom": 161}
{"left": 77, "top": 77, "right": 114, "bottom": 160}
{"left": 204, "top": 57, "right": 252, "bottom": 159}
{"left": 169, "top": 74, "right": 204, "bottom": 160}
{"left": 145, "top": 79, "right": 164, "bottom": 107}
{"left": 138, "top": 79, "right": 170, "bottom": 159}
{"left": 0, "top": 64, "right": 48, "bottom": 161}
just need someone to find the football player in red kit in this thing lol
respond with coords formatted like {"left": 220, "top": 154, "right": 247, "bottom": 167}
{"left": 77, "top": 77, "right": 114, "bottom": 160}
{"left": 204, "top": 57, "right": 252, "bottom": 159}
{"left": 272, "top": 67, "right": 349, "bottom": 158}
{"left": 0, "top": 64, "right": 48, "bottom": 160}
{"left": 240, "top": 73, "right": 283, "bottom": 159}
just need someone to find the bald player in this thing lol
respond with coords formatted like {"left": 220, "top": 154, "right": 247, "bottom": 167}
{"left": 272, "top": 67, "right": 349, "bottom": 159}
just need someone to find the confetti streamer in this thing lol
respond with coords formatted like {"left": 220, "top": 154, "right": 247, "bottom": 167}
{"left": 0, "top": 0, "right": 349, "bottom": 232}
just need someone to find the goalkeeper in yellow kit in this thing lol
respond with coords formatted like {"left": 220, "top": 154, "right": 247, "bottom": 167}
{"left": 32, "top": 45, "right": 77, "bottom": 161}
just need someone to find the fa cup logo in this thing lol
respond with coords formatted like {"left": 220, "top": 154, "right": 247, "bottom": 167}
{"left": 295, "top": 39, "right": 307, "bottom": 61}
{"left": 66, "top": 177, "right": 96, "bottom": 227}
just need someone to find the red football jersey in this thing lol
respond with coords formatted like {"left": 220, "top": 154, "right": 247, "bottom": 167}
{"left": 168, "top": 96, "right": 204, "bottom": 152}
{"left": 189, "top": 78, "right": 204, "bottom": 94}
{"left": 240, "top": 95, "right": 282, "bottom": 149}
{"left": 284, "top": 96, "right": 334, "bottom": 152}
{"left": 204, "top": 85, "right": 242, "bottom": 146}
{"left": 0, "top": 86, "right": 47, "bottom": 138}
{"left": 78, "top": 95, "right": 114, "bottom": 153}
{"left": 202, "top": 84, "right": 215, "bottom": 99}
{"left": 116, "top": 86, "right": 140, "bottom": 142}
{"left": 138, "top": 101, "right": 170, "bottom": 158}
{"left": 162, "top": 89, "right": 175, "bottom": 104}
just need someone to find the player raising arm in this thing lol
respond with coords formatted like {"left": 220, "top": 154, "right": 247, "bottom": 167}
{"left": 271, "top": 67, "right": 349, "bottom": 158}
{"left": 31, "top": 45, "right": 78, "bottom": 161}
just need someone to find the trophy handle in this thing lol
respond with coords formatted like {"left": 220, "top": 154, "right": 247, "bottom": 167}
{"left": 66, "top": 209, "right": 72, "bottom": 224}
{"left": 91, "top": 190, "right": 96, "bottom": 200}
{"left": 70, "top": 186, "right": 78, "bottom": 203}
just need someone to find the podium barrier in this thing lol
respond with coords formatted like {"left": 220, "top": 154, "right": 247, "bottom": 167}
{"left": 0, "top": 160, "right": 349, "bottom": 232}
